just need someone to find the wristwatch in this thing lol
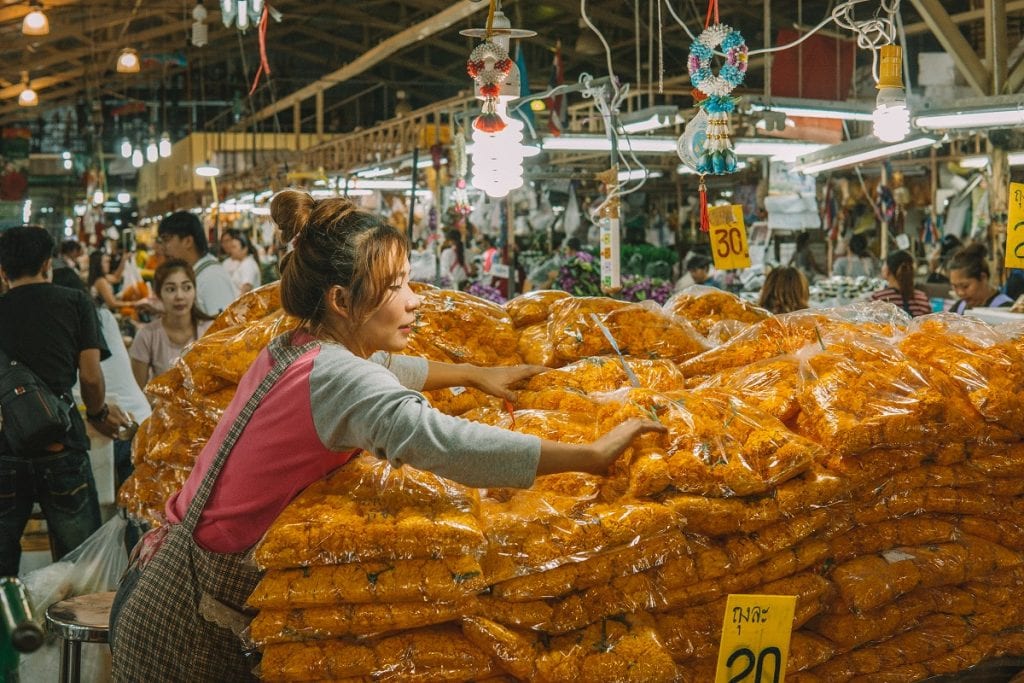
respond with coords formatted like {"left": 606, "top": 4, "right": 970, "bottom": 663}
{"left": 86, "top": 404, "right": 109, "bottom": 423}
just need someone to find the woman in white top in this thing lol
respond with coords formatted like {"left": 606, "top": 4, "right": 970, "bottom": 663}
{"left": 130, "top": 259, "right": 214, "bottom": 392}
{"left": 221, "top": 229, "right": 262, "bottom": 295}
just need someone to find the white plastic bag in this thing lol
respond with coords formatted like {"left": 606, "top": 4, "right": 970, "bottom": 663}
{"left": 18, "top": 515, "right": 127, "bottom": 683}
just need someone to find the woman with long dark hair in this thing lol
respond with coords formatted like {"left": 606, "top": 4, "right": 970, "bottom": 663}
{"left": 129, "top": 258, "right": 214, "bottom": 391}
{"left": 947, "top": 243, "right": 1014, "bottom": 313}
{"left": 870, "top": 250, "right": 931, "bottom": 317}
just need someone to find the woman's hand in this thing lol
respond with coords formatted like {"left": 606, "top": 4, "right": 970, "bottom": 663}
{"left": 536, "top": 418, "right": 666, "bottom": 477}
{"left": 470, "top": 364, "right": 546, "bottom": 402}
{"left": 1012, "top": 294, "right": 1024, "bottom": 313}
{"left": 586, "top": 418, "right": 666, "bottom": 473}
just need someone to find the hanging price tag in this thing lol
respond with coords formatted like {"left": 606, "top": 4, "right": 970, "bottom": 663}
{"left": 708, "top": 204, "right": 752, "bottom": 271}
{"left": 715, "top": 594, "right": 796, "bottom": 683}
{"left": 1006, "top": 182, "right": 1024, "bottom": 269}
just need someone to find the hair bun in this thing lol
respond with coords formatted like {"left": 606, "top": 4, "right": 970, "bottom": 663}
{"left": 271, "top": 189, "right": 316, "bottom": 243}
{"left": 962, "top": 242, "right": 988, "bottom": 259}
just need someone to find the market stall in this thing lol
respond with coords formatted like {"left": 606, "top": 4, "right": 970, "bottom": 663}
{"left": 117, "top": 281, "right": 1024, "bottom": 681}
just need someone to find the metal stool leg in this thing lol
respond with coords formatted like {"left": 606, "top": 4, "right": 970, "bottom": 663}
{"left": 58, "top": 638, "right": 82, "bottom": 683}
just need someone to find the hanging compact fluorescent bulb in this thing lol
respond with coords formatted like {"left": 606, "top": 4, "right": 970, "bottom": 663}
{"left": 117, "top": 48, "right": 141, "bottom": 74}
{"left": 131, "top": 149, "right": 144, "bottom": 168}
{"left": 158, "top": 132, "right": 172, "bottom": 158}
{"left": 471, "top": 101, "right": 526, "bottom": 198}
{"left": 873, "top": 44, "right": 910, "bottom": 143}
{"left": 22, "top": 2, "right": 49, "bottom": 36}
{"left": 120, "top": 138, "right": 133, "bottom": 158}
{"left": 145, "top": 139, "right": 158, "bottom": 163}
{"left": 191, "top": 1, "right": 208, "bottom": 47}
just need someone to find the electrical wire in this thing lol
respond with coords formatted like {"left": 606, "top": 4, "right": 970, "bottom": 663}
{"left": 662, "top": 0, "right": 899, "bottom": 60}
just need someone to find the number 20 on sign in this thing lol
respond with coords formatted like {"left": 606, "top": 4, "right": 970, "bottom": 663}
{"left": 707, "top": 204, "right": 752, "bottom": 271}
{"left": 715, "top": 594, "right": 797, "bottom": 683}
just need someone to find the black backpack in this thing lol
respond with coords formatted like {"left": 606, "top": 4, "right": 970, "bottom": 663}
{"left": 0, "top": 346, "right": 72, "bottom": 455}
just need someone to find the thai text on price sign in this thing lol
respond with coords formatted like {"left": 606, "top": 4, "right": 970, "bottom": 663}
{"left": 1006, "top": 182, "right": 1024, "bottom": 269}
{"left": 715, "top": 594, "right": 796, "bottom": 683}
{"left": 708, "top": 204, "right": 752, "bottom": 271}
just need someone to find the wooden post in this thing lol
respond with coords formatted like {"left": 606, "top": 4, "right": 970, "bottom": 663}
{"left": 315, "top": 90, "right": 324, "bottom": 143}
{"left": 293, "top": 101, "right": 301, "bottom": 151}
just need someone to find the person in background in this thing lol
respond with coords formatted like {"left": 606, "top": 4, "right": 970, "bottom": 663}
{"left": 926, "top": 234, "right": 962, "bottom": 284}
{"left": 476, "top": 234, "right": 501, "bottom": 284}
{"left": 88, "top": 249, "right": 134, "bottom": 312}
{"left": 947, "top": 243, "right": 1014, "bottom": 314}
{"left": 52, "top": 239, "right": 87, "bottom": 292}
{"left": 870, "top": 250, "right": 931, "bottom": 317}
{"left": 757, "top": 266, "right": 809, "bottom": 314}
{"left": 1003, "top": 268, "right": 1024, "bottom": 301}
{"left": 0, "top": 226, "right": 132, "bottom": 576}
{"left": 110, "top": 191, "right": 663, "bottom": 680}
{"left": 832, "top": 233, "right": 879, "bottom": 278}
{"left": 409, "top": 239, "right": 435, "bottom": 283}
{"left": 789, "top": 231, "right": 827, "bottom": 283}
{"left": 439, "top": 229, "right": 469, "bottom": 290}
{"left": 154, "top": 212, "right": 237, "bottom": 316}
{"left": 129, "top": 259, "right": 214, "bottom": 391}
{"left": 220, "top": 229, "right": 261, "bottom": 295}
{"left": 684, "top": 252, "right": 721, "bottom": 289}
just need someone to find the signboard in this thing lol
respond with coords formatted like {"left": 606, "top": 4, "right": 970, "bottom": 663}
{"left": 708, "top": 204, "right": 752, "bottom": 271}
{"left": 715, "top": 594, "right": 797, "bottom": 683}
{"left": 1006, "top": 182, "right": 1024, "bottom": 269}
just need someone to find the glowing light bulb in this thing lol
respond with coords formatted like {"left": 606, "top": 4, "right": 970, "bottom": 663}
{"left": 470, "top": 103, "right": 526, "bottom": 198}
{"left": 146, "top": 140, "right": 158, "bottom": 163}
{"left": 132, "top": 149, "right": 144, "bottom": 168}
{"left": 120, "top": 139, "right": 132, "bottom": 158}
{"left": 159, "top": 133, "right": 172, "bottom": 158}
{"left": 873, "top": 44, "right": 909, "bottom": 143}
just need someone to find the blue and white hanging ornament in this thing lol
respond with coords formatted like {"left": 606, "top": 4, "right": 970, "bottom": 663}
{"left": 680, "top": 22, "right": 748, "bottom": 175}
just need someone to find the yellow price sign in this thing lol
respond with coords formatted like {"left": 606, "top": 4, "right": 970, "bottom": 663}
{"left": 715, "top": 594, "right": 797, "bottom": 683}
{"left": 1006, "top": 182, "right": 1024, "bottom": 269}
{"left": 708, "top": 205, "right": 752, "bottom": 271}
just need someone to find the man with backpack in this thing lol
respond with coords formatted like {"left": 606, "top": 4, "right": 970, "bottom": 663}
{"left": 0, "top": 225, "right": 132, "bottom": 575}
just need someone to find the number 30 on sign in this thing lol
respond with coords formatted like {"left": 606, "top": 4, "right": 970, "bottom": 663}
{"left": 707, "top": 204, "right": 752, "bottom": 271}
{"left": 715, "top": 593, "right": 796, "bottom": 683}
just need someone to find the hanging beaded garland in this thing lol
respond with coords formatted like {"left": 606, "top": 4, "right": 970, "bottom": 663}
{"left": 466, "top": 41, "right": 513, "bottom": 133}
{"left": 683, "top": 23, "right": 748, "bottom": 174}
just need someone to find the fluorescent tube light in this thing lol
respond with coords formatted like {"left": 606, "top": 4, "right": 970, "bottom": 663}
{"left": 732, "top": 138, "right": 828, "bottom": 162}
{"left": 795, "top": 134, "right": 938, "bottom": 175}
{"left": 746, "top": 96, "right": 874, "bottom": 122}
{"left": 959, "top": 151, "right": 1024, "bottom": 169}
{"left": 618, "top": 169, "right": 664, "bottom": 181}
{"left": 913, "top": 95, "right": 1024, "bottom": 131}
{"left": 618, "top": 105, "right": 684, "bottom": 134}
{"left": 542, "top": 135, "right": 679, "bottom": 153}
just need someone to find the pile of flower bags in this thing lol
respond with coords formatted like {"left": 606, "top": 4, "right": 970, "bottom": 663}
{"left": 119, "top": 282, "right": 1024, "bottom": 681}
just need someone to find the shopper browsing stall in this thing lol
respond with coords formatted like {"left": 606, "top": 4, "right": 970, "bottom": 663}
{"left": 129, "top": 259, "right": 214, "bottom": 391}
{"left": 757, "top": 266, "right": 809, "bottom": 314}
{"left": 109, "top": 191, "right": 662, "bottom": 681}
{"left": 870, "top": 250, "right": 932, "bottom": 317}
{"left": 154, "top": 211, "right": 237, "bottom": 316}
{"left": 947, "top": 243, "right": 1014, "bottom": 314}
{"left": 220, "top": 229, "right": 262, "bottom": 295}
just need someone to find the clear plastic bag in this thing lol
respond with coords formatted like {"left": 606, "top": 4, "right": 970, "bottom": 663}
{"left": 248, "top": 556, "right": 488, "bottom": 609}
{"left": 515, "top": 322, "right": 556, "bottom": 367}
{"left": 254, "top": 455, "right": 484, "bottom": 569}
{"left": 596, "top": 387, "right": 824, "bottom": 498}
{"left": 679, "top": 302, "right": 908, "bottom": 379}
{"left": 412, "top": 289, "right": 520, "bottom": 366}
{"left": 663, "top": 285, "right": 770, "bottom": 337}
{"left": 258, "top": 624, "right": 499, "bottom": 682}
{"left": 523, "top": 356, "right": 685, "bottom": 394}
{"left": 504, "top": 289, "right": 570, "bottom": 328}
{"left": 183, "top": 310, "right": 301, "bottom": 388}
{"left": 794, "top": 329, "right": 984, "bottom": 458}
{"left": 696, "top": 355, "right": 802, "bottom": 424}
{"left": 205, "top": 281, "right": 282, "bottom": 334}
{"left": 899, "top": 314, "right": 1024, "bottom": 435}
{"left": 549, "top": 298, "right": 709, "bottom": 365}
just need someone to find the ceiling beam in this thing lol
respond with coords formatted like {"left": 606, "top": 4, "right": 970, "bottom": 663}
{"left": 234, "top": 0, "right": 488, "bottom": 130}
{"left": 902, "top": 1, "right": 1024, "bottom": 36}
{"left": 908, "top": 0, "right": 990, "bottom": 96}
{"left": 0, "top": 0, "right": 81, "bottom": 24}
{"left": 0, "top": 7, "right": 170, "bottom": 56}
{"left": 987, "top": 0, "right": 1008, "bottom": 95}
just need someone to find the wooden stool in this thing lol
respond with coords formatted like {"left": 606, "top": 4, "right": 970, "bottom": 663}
{"left": 44, "top": 592, "right": 115, "bottom": 683}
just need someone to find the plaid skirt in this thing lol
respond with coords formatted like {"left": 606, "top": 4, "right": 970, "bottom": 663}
{"left": 110, "top": 522, "right": 261, "bottom": 682}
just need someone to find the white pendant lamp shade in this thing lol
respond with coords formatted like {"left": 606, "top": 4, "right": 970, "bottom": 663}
{"left": 18, "top": 86, "right": 38, "bottom": 107}
{"left": 22, "top": 5, "right": 49, "bottom": 36}
{"left": 117, "top": 48, "right": 141, "bottom": 74}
